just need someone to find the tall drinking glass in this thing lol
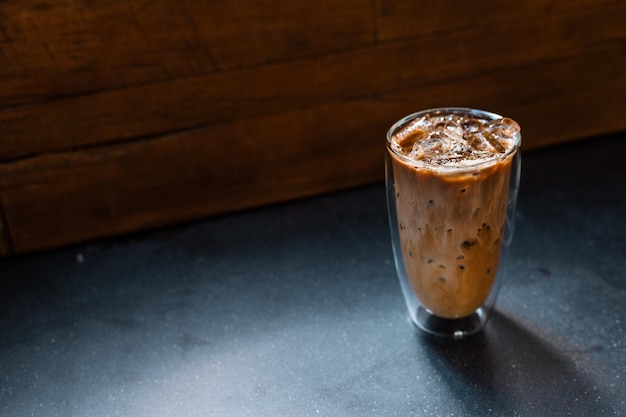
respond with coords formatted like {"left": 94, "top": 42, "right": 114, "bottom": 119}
{"left": 385, "top": 108, "right": 521, "bottom": 339}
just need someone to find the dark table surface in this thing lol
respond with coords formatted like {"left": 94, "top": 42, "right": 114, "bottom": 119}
{"left": 1, "top": 134, "right": 625, "bottom": 417}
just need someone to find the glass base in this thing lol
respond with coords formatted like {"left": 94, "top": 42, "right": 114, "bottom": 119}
{"left": 414, "top": 306, "right": 489, "bottom": 340}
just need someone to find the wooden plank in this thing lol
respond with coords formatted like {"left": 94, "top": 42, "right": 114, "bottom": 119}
{"left": 382, "top": 50, "right": 626, "bottom": 149}
{"left": 1, "top": 3, "right": 624, "bottom": 160}
{"left": 0, "top": 0, "right": 174, "bottom": 106}
{"left": 375, "top": 0, "right": 624, "bottom": 40}
{"left": 0, "top": 102, "right": 387, "bottom": 254}
{"left": 179, "top": 0, "right": 375, "bottom": 71}
{"left": 1, "top": 48, "right": 625, "bottom": 254}
{"left": 0, "top": 0, "right": 374, "bottom": 107}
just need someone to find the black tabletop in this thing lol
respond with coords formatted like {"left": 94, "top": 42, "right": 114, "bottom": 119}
{"left": 1, "top": 134, "right": 625, "bottom": 417}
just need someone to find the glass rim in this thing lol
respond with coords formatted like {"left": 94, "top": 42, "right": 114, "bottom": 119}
{"left": 386, "top": 107, "right": 522, "bottom": 172}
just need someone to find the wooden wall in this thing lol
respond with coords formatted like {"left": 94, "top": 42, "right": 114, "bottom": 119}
{"left": 1, "top": 0, "right": 625, "bottom": 255}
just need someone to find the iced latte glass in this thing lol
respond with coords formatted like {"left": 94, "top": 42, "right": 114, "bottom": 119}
{"left": 385, "top": 108, "right": 521, "bottom": 339}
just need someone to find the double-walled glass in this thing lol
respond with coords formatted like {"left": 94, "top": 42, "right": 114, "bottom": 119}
{"left": 385, "top": 108, "right": 521, "bottom": 339}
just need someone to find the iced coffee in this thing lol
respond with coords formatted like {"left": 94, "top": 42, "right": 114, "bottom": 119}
{"left": 386, "top": 108, "right": 521, "bottom": 322}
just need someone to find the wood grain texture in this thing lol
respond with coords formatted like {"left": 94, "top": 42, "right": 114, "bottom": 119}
{"left": 2, "top": 2, "right": 624, "bottom": 159}
{"left": 0, "top": 102, "right": 386, "bottom": 253}
{"left": 376, "top": 0, "right": 623, "bottom": 40}
{"left": 1, "top": 0, "right": 625, "bottom": 254}
{"left": 0, "top": 0, "right": 374, "bottom": 107}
